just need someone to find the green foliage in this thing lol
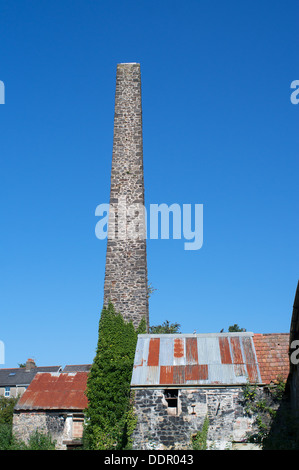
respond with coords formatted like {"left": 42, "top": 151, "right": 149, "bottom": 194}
{"left": 0, "top": 397, "right": 22, "bottom": 450}
{"left": 147, "top": 283, "right": 157, "bottom": 299}
{"left": 242, "top": 377, "right": 299, "bottom": 448}
{"left": 25, "top": 430, "right": 56, "bottom": 450}
{"left": 149, "top": 320, "right": 181, "bottom": 334}
{"left": 136, "top": 316, "right": 147, "bottom": 335}
{"left": 242, "top": 382, "right": 259, "bottom": 415}
{"left": 191, "top": 415, "right": 209, "bottom": 450}
{"left": 124, "top": 393, "right": 138, "bottom": 449}
{"left": 0, "top": 424, "right": 31, "bottom": 450}
{"left": 0, "top": 425, "right": 56, "bottom": 450}
{"left": 0, "top": 397, "right": 19, "bottom": 426}
{"left": 228, "top": 324, "right": 246, "bottom": 332}
{"left": 84, "top": 302, "right": 145, "bottom": 450}
{"left": 0, "top": 389, "right": 56, "bottom": 450}
{"left": 0, "top": 424, "right": 14, "bottom": 450}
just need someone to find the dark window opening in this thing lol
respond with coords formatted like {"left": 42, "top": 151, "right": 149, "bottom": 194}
{"left": 164, "top": 389, "right": 178, "bottom": 408}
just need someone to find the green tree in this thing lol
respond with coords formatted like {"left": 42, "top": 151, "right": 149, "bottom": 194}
{"left": 149, "top": 320, "right": 181, "bottom": 334}
{"left": 84, "top": 302, "right": 146, "bottom": 450}
{"left": 228, "top": 324, "right": 246, "bottom": 332}
{"left": 0, "top": 397, "right": 19, "bottom": 426}
{"left": 0, "top": 396, "right": 20, "bottom": 450}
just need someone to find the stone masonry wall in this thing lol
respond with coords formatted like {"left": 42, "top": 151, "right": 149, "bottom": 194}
{"left": 103, "top": 63, "right": 149, "bottom": 330}
{"left": 132, "top": 387, "right": 260, "bottom": 450}
{"left": 13, "top": 411, "right": 73, "bottom": 450}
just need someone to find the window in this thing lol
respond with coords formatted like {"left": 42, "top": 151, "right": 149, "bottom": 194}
{"left": 164, "top": 389, "right": 178, "bottom": 407}
{"left": 4, "top": 387, "right": 10, "bottom": 397}
{"left": 164, "top": 389, "right": 179, "bottom": 415}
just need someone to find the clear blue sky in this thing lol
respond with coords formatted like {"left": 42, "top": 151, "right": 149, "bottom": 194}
{"left": 0, "top": 0, "right": 298, "bottom": 368}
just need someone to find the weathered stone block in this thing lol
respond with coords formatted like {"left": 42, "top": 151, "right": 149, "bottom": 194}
{"left": 131, "top": 386, "right": 271, "bottom": 450}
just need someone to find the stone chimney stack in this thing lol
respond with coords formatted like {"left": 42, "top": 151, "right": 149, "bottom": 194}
{"left": 103, "top": 63, "right": 149, "bottom": 331}
{"left": 25, "top": 358, "right": 36, "bottom": 371}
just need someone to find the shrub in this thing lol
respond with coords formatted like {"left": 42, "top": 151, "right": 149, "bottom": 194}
{"left": 0, "top": 397, "right": 19, "bottom": 426}
{"left": 84, "top": 302, "right": 146, "bottom": 449}
{"left": 26, "top": 430, "right": 56, "bottom": 450}
{"left": 191, "top": 415, "right": 209, "bottom": 450}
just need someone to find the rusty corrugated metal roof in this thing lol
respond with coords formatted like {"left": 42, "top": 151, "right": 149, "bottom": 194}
{"left": 14, "top": 372, "right": 89, "bottom": 411}
{"left": 131, "top": 333, "right": 262, "bottom": 387}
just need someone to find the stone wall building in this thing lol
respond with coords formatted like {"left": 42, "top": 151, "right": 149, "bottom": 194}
{"left": 103, "top": 63, "right": 149, "bottom": 331}
{"left": 13, "top": 372, "right": 88, "bottom": 450}
{"left": 130, "top": 332, "right": 290, "bottom": 450}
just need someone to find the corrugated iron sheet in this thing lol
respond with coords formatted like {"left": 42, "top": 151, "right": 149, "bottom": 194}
{"left": 131, "top": 333, "right": 262, "bottom": 387}
{"left": 15, "top": 372, "right": 89, "bottom": 411}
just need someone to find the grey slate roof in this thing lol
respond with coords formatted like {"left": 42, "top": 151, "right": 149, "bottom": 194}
{"left": 0, "top": 366, "right": 62, "bottom": 387}
{"left": 62, "top": 364, "right": 92, "bottom": 372}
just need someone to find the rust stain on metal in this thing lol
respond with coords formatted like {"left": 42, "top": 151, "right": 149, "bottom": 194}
{"left": 234, "top": 364, "right": 246, "bottom": 377}
{"left": 173, "top": 365, "right": 185, "bottom": 384}
{"left": 230, "top": 336, "right": 243, "bottom": 364}
{"left": 185, "top": 364, "right": 208, "bottom": 381}
{"left": 174, "top": 338, "right": 184, "bottom": 358}
{"left": 186, "top": 337, "right": 198, "bottom": 364}
{"left": 131, "top": 333, "right": 263, "bottom": 386}
{"left": 246, "top": 363, "right": 259, "bottom": 383}
{"left": 242, "top": 336, "right": 256, "bottom": 364}
{"left": 219, "top": 336, "right": 232, "bottom": 364}
{"left": 147, "top": 338, "right": 160, "bottom": 366}
{"left": 160, "top": 365, "right": 173, "bottom": 384}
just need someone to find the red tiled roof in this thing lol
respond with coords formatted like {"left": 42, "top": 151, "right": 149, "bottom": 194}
{"left": 253, "top": 333, "right": 290, "bottom": 384}
{"left": 15, "top": 372, "right": 89, "bottom": 411}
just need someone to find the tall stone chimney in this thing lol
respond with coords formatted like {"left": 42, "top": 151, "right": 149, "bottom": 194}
{"left": 103, "top": 63, "right": 149, "bottom": 331}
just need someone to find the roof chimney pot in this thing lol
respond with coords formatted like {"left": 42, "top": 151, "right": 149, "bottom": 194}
{"left": 25, "top": 358, "right": 36, "bottom": 371}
